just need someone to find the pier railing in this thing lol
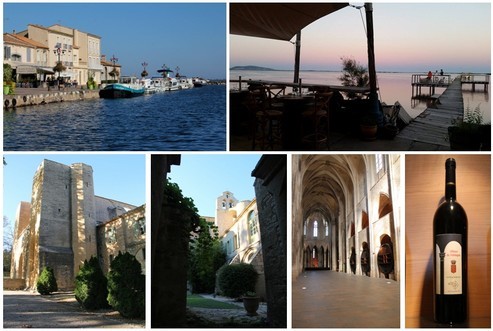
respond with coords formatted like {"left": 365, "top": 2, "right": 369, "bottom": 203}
{"left": 411, "top": 74, "right": 452, "bottom": 96}
{"left": 460, "top": 74, "right": 490, "bottom": 92}
{"left": 411, "top": 74, "right": 452, "bottom": 86}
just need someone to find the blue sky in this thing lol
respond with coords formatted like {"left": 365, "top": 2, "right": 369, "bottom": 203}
{"left": 3, "top": 154, "right": 146, "bottom": 236}
{"left": 166, "top": 154, "right": 262, "bottom": 217}
{"left": 4, "top": 3, "right": 226, "bottom": 79}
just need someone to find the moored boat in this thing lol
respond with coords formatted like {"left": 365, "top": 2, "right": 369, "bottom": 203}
{"left": 99, "top": 76, "right": 145, "bottom": 98}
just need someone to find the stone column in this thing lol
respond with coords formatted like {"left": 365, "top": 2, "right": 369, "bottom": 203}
{"left": 252, "top": 155, "right": 287, "bottom": 328}
{"left": 151, "top": 155, "right": 185, "bottom": 328}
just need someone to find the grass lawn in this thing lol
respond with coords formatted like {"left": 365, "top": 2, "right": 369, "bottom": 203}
{"left": 186, "top": 294, "right": 241, "bottom": 309}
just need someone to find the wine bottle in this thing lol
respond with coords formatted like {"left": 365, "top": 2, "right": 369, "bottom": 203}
{"left": 433, "top": 158, "right": 468, "bottom": 324}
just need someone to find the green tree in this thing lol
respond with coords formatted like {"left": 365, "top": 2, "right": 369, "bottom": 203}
{"left": 37, "top": 266, "right": 58, "bottom": 295}
{"left": 189, "top": 218, "right": 226, "bottom": 293}
{"left": 338, "top": 56, "right": 369, "bottom": 99}
{"left": 217, "top": 263, "right": 258, "bottom": 299}
{"left": 107, "top": 252, "right": 145, "bottom": 318}
{"left": 75, "top": 256, "right": 109, "bottom": 310}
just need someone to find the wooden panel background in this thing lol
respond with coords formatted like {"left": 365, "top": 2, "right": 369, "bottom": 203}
{"left": 405, "top": 154, "right": 491, "bottom": 328}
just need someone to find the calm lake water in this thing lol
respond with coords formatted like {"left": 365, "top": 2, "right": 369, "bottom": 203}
{"left": 4, "top": 85, "right": 226, "bottom": 151}
{"left": 230, "top": 70, "right": 491, "bottom": 122}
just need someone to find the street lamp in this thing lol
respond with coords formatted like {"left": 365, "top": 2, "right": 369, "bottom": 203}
{"left": 141, "top": 61, "right": 148, "bottom": 78}
{"left": 53, "top": 44, "right": 66, "bottom": 80}
{"left": 110, "top": 55, "right": 119, "bottom": 82}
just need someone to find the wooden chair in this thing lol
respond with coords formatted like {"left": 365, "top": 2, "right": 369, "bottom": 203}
{"left": 301, "top": 92, "right": 333, "bottom": 150}
{"left": 246, "top": 86, "right": 283, "bottom": 150}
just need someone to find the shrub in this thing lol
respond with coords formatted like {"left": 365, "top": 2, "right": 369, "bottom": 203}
{"left": 37, "top": 266, "right": 58, "bottom": 295}
{"left": 217, "top": 263, "right": 258, "bottom": 299}
{"left": 75, "top": 256, "right": 109, "bottom": 310}
{"left": 107, "top": 252, "right": 145, "bottom": 318}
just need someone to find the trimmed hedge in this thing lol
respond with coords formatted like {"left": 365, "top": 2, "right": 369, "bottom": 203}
{"left": 107, "top": 252, "right": 145, "bottom": 318}
{"left": 75, "top": 256, "right": 109, "bottom": 309}
{"left": 217, "top": 263, "right": 258, "bottom": 299}
{"left": 37, "top": 266, "right": 58, "bottom": 295}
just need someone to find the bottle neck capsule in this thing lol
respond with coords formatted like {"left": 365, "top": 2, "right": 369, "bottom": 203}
{"left": 445, "top": 158, "right": 456, "bottom": 201}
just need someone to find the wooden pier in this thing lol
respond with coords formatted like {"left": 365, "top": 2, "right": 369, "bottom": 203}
{"left": 398, "top": 77, "right": 464, "bottom": 148}
{"left": 460, "top": 73, "right": 490, "bottom": 92}
{"left": 411, "top": 74, "right": 451, "bottom": 96}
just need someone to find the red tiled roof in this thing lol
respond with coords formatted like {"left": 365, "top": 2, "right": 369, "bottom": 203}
{"left": 3, "top": 33, "right": 49, "bottom": 49}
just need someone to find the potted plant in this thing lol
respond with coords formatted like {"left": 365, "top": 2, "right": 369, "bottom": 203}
{"left": 448, "top": 105, "right": 490, "bottom": 151}
{"left": 360, "top": 115, "right": 378, "bottom": 140}
{"left": 4, "top": 63, "right": 13, "bottom": 95}
{"left": 242, "top": 291, "right": 260, "bottom": 316}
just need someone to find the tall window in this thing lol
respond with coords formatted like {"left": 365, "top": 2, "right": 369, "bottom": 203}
{"left": 325, "top": 220, "right": 329, "bottom": 236}
{"left": 303, "top": 221, "right": 307, "bottom": 236}
{"left": 376, "top": 154, "right": 384, "bottom": 173}
{"left": 313, "top": 220, "right": 318, "bottom": 237}
{"left": 248, "top": 211, "right": 258, "bottom": 240}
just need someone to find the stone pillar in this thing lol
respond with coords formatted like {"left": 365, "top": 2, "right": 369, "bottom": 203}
{"left": 252, "top": 155, "right": 287, "bottom": 328}
{"left": 151, "top": 155, "right": 185, "bottom": 328}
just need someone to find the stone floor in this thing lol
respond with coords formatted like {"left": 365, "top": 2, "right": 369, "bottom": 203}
{"left": 292, "top": 270, "right": 400, "bottom": 328}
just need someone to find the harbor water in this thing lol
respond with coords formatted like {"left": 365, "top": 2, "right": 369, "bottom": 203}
{"left": 231, "top": 70, "right": 491, "bottom": 122}
{"left": 4, "top": 85, "right": 226, "bottom": 151}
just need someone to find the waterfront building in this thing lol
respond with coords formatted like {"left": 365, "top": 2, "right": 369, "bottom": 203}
{"left": 101, "top": 55, "right": 122, "bottom": 82}
{"left": 6, "top": 23, "right": 105, "bottom": 86}
{"left": 3, "top": 33, "right": 52, "bottom": 84}
{"left": 9, "top": 159, "right": 145, "bottom": 291}
{"left": 215, "top": 191, "right": 265, "bottom": 297}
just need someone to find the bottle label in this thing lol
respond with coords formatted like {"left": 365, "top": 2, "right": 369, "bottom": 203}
{"left": 436, "top": 234, "right": 462, "bottom": 294}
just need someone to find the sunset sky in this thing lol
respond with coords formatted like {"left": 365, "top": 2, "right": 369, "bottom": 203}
{"left": 230, "top": 3, "right": 491, "bottom": 73}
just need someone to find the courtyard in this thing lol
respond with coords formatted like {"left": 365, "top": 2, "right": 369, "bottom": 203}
{"left": 3, "top": 291, "right": 145, "bottom": 328}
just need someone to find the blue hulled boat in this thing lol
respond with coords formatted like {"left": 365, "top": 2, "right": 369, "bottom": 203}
{"left": 99, "top": 76, "right": 145, "bottom": 98}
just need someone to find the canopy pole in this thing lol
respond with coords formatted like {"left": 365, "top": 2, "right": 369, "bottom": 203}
{"left": 365, "top": 3, "right": 383, "bottom": 126}
{"left": 293, "top": 32, "right": 301, "bottom": 84}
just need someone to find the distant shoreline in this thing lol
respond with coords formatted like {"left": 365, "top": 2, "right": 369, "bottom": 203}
{"left": 230, "top": 66, "right": 491, "bottom": 75}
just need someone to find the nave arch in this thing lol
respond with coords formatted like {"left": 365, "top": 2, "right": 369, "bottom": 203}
{"left": 292, "top": 154, "right": 400, "bottom": 282}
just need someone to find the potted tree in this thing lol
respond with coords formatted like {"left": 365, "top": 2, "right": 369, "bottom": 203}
{"left": 4, "top": 63, "right": 13, "bottom": 95}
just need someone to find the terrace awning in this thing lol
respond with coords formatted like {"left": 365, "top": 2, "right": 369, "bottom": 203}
{"left": 230, "top": 3, "right": 349, "bottom": 41}
{"left": 230, "top": 3, "right": 381, "bottom": 124}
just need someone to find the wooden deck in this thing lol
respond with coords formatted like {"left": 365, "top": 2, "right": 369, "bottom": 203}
{"left": 398, "top": 77, "right": 464, "bottom": 148}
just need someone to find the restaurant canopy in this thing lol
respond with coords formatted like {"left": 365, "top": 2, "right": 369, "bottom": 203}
{"left": 230, "top": 3, "right": 349, "bottom": 41}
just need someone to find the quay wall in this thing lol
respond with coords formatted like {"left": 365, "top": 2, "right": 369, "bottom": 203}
{"left": 3, "top": 90, "right": 100, "bottom": 109}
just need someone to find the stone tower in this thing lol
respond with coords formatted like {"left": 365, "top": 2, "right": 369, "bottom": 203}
{"left": 23, "top": 160, "right": 97, "bottom": 290}
{"left": 214, "top": 191, "right": 239, "bottom": 238}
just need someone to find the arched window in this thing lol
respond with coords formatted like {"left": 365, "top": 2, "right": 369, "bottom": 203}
{"left": 324, "top": 220, "right": 329, "bottom": 236}
{"left": 303, "top": 220, "right": 307, "bottom": 236}
{"left": 313, "top": 220, "right": 318, "bottom": 237}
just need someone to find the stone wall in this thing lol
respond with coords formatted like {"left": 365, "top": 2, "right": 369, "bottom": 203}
{"left": 3, "top": 90, "right": 99, "bottom": 109}
{"left": 97, "top": 205, "right": 146, "bottom": 275}
{"left": 3, "top": 278, "right": 25, "bottom": 290}
{"left": 252, "top": 155, "right": 287, "bottom": 328}
{"left": 151, "top": 155, "right": 183, "bottom": 328}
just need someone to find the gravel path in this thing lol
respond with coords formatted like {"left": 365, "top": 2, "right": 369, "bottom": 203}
{"left": 3, "top": 290, "right": 145, "bottom": 328}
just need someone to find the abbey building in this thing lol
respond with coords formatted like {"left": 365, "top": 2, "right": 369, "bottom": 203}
{"left": 9, "top": 159, "right": 145, "bottom": 290}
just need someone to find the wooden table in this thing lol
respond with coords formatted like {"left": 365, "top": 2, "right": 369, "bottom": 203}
{"left": 277, "top": 94, "right": 315, "bottom": 150}
{"left": 405, "top": 154, "right": 491, "bottom": 328}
